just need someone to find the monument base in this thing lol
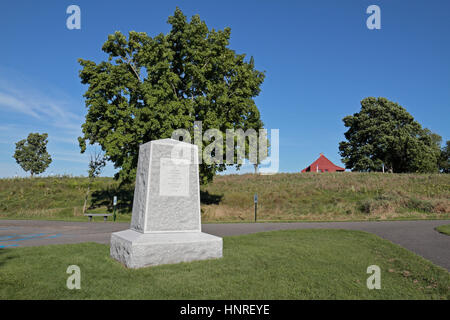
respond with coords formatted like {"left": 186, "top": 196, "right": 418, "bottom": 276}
{"left": 110, "top": 229, "right": 223, "bottom": 268}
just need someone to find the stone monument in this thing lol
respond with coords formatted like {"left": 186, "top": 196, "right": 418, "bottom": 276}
{"left": 110, "top": 139, "right": 223, "bottom": 268}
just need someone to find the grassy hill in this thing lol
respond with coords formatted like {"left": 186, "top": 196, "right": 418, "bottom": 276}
{"left": 0, "top": 172, "right": 449, "bottom": 222}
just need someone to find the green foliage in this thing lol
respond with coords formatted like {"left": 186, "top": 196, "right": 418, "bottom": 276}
{"left": 13, "top": 133, "right": 52, "bottom": 177}
{"left": 439, "top": 140, "right": 450, "bottom": 173}
{"left": 339, "top": 97, "right": 441, "bottom": 173}
{"left": 406, "top": 197, "right": 434, "bottom": 213}
{"left": 78, "top": 8, "right": 265, "bottom": 184}
{"left": 358, "top": 199, "right": 391, "bottom": 215}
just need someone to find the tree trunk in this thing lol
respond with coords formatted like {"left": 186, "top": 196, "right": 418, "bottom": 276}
{"left": 83, "top": 185, "right": 90, "bottom": 214}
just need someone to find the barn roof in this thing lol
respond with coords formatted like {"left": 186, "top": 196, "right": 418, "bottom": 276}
{"left": 301, "top": 153, "right": 345, "bottom": 172}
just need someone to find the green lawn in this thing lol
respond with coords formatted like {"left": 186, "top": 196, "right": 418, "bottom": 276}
{"left": 1, "top": 229, "right": 448, "bottom": 299}
{"left": 436, "top": 224, "right": 450, "bottom": 236}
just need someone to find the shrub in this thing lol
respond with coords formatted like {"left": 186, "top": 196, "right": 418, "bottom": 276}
{"left": 406, "top": 198, "right": 434, "bottom": 213}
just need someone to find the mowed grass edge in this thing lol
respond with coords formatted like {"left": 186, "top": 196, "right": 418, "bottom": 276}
{"left": 0, "top": 229, "right": 448, "bottom": 300}
{"left": 436, "top": 224, "right": 450, "bottom": 236}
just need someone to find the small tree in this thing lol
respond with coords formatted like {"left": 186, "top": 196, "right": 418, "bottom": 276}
{"left": 83, "top": 150, "right": 106, "bottom": 214}
{"left": 13, "top": 133, "right": 52, "bottom": 177}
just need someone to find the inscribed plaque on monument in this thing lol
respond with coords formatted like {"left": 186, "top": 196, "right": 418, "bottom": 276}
{"left": 159, "top": 157, "right": 190, "bottom": 197}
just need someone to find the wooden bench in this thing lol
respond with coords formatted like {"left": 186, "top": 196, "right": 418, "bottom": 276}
{"left": 84, "top": 213, "right": 112, "bottom": 222}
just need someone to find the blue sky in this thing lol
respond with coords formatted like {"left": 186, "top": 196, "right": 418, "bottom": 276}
{"left": 1, "top": 0, "right": 449, "bottom": 177}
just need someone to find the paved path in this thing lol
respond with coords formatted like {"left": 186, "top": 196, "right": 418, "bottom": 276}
{"left": 1, "top": 219, "right": 449, "bottom": 270}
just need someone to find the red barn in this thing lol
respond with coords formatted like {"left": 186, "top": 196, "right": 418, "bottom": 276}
{"left": 301, "top": 153, "right": 345, "bottom": 173}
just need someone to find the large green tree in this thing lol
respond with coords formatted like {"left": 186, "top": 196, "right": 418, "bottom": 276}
{"left": 439, "top": 140, "right": 450, "bottom": 173}
{"left": 78, "top": 8, "right": 265, "bottom": 184}
{"left": 13, "top": 133, "right": 52, "bottom": 177}
{"left": 339, "top": 97, "right": 441, "bottom": 173}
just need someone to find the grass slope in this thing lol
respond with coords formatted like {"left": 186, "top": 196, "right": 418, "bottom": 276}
{"left": 436, "top": 224, "right": 450, "bottom": 236}
{"left": 0, "top": 172, "right": 449, "bottom": 222}
{"left": 0, "top": 229, "right": 448, "bottom": 300}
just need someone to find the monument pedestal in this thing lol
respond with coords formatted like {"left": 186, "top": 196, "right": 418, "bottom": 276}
{"left": 110, "top": 139, "right": 223, "bottom": 268}
{"left": 111, "top": 230, "right": 222, "bottom": 268}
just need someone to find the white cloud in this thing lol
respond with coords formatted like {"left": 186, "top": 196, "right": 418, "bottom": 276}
{"left": 0, "top": 68, "right": 85, "bottom": 137}
{"left": 0, "top": 92, "right": 41, "bottom": 119}
{"left": 0, "top": 87, "right": 83, "bottom": 127}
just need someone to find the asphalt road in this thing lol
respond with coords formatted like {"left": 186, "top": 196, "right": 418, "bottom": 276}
{"left": 1, "top": 219, "right": 449, "bottom": 270}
